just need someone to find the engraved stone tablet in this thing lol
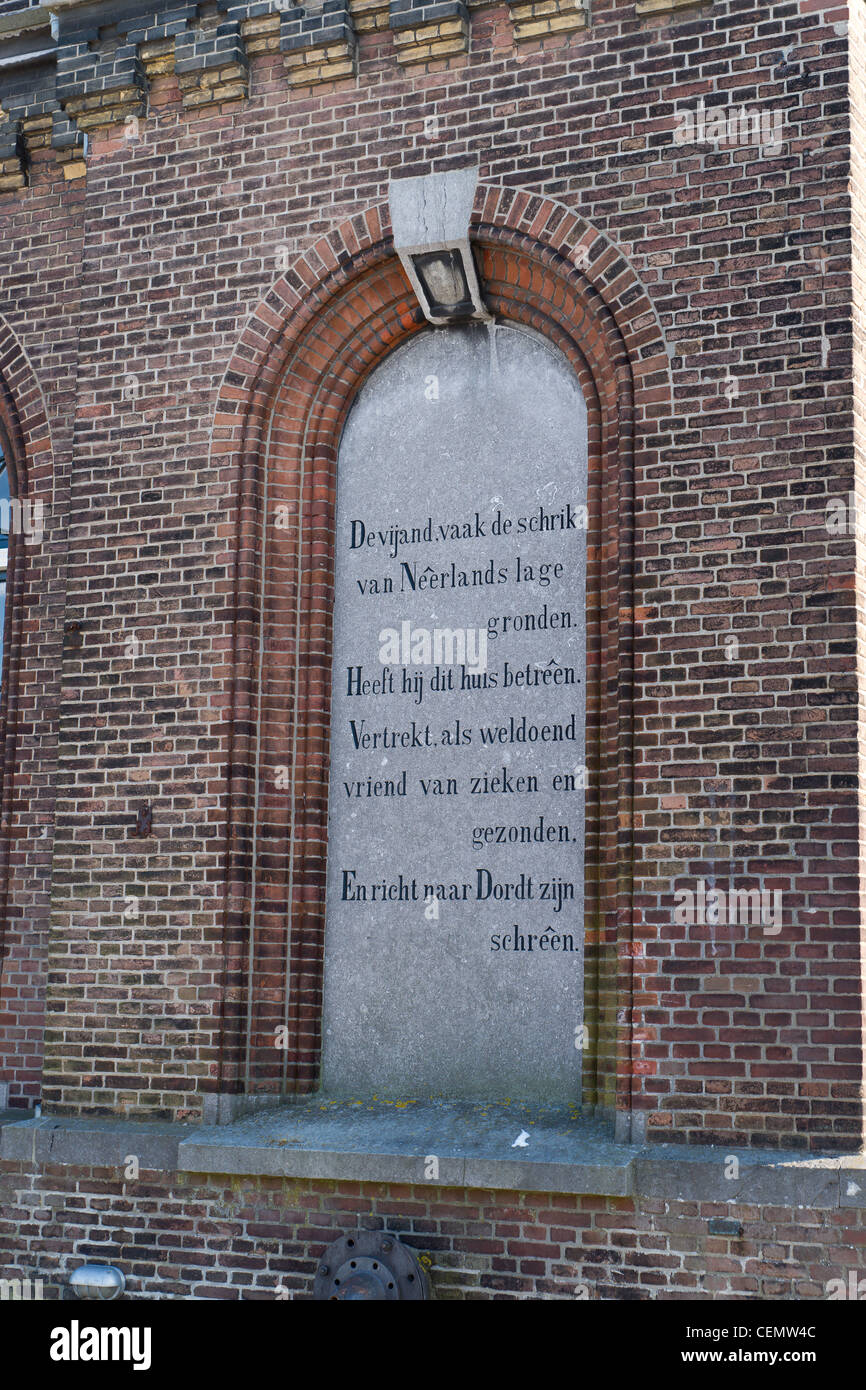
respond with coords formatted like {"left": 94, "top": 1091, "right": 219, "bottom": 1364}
{"left": 321, "top": 322, "right": 588, "bottom": 1102}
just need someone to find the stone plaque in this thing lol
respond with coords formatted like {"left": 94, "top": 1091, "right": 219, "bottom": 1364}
{"left": 321, "top": 323, "right": 587, "bottom": 1102}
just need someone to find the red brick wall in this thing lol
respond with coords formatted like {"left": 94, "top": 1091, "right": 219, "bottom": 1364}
{"left": 0, "top": 0, "right": 861, "bottom": 1149}
{"left": 0, "top": 167, "right": 83, "bottom": 1105}
{"left": 1, "top": 1156, "right": 864, "bottom": 1299}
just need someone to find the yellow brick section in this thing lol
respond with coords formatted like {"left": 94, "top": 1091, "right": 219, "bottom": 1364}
{"left": 393, "top": 15, "right": 468, "bottom": 66}
{"left": 140, "top": 37, "right": 175, "bottom": 79}
{"left": 177, "top": 63, "right": 249, "bottom": 107}
{"left": 283, "top": 41, "right": 357, "bottom": 87}
{"left": 510, "top": 0, "right": 586, "bottom": 41}
{"left": 64, "top": 88, "right": 144, "bottom": 130}
{"left": 635, "top": 0, "right": 708, "bottom": 14}
{"left": 20, "top": 114, "right": 53, "bottom": 152}
{"left": 0, "top": 155, "right": 25, "bottom": 193}
{"left": 348, "top": 0, "right": 390, "bottom": 32}
{"left": 240, "top": 14, "right": 282, "bottom": 55}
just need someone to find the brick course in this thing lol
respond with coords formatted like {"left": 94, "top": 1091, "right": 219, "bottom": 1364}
{"left": 2, "top": 1156, "right": 865, "bottom": 1299}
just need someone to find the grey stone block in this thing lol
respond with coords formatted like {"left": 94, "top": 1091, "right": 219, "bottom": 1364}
{"left": 463, "top": 1156, "right": 632, "bottom": 1195}
{"left": 178, "top": 1099, "right": 632, "bottom": 1193}
{"left": 0, "top": 1117, "right": 183, "bottom": 1170}
{"left": 0, "top": 1103, "right": 860, "bottom": 1211}
{"left": 51, "top": 112, "right": 85, "bottom": 148}
{"left": 635, "top": 1147, "right": 842, "bottom": 1210}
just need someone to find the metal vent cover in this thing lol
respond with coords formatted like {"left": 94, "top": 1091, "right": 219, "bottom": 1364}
{"left": 313, "top": 1232, "right": 429, "bottom": 1301}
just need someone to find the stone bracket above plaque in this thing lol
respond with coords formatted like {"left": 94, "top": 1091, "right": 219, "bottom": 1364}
{"left": 388, "top": 164, "right": 490, "bottom": 326}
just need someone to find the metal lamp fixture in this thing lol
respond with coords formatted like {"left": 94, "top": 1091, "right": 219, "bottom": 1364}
{"left": 410, "top": 249, "right": 475, "bottom": 319}
{"left": 389, "top": 165, "right": 490, "bottom": 327}
{"left": 68, "top": 1264, "right": 126, "bottom": 1300}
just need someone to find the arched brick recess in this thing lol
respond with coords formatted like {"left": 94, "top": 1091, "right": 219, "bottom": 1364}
{"left": 211, "top": 193, "right": 671, "bottom": 1132}
{"left": 0, "top": 315, "right": 54, "bottom": 1104}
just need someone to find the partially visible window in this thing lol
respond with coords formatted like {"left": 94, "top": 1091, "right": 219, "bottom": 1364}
{"left": 0, "top": 448, "right": 8, "bottom": 679}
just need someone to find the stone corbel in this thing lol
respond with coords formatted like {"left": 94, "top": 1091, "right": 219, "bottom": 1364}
{"left": 389, "top": 0, "right": 469, "bottom": 68}
{"left": 50, "top": 109, "right": 87, "bottom": 179}
{"left": 174, "top": 19, "right": 249, "bottom": 107}
{"left": 0, "top": 116, "right": 26, "bottom": 193}
{"left": 54, "top": 14, "right": 147, "bottom": 133}
{"left": 506, "top": 0, "right": 588, "bottom": 44}
{"left": 279, "top": 1, "right": 357, "bottom": 89}
{"left": 389, "top": 164, "right": 490, "bottom": 326}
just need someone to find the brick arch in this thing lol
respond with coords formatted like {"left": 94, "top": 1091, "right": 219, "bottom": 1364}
{"left": 0, "top": 314, "right": 52, "bottom": 497}
{"left": 212, "top": 193, "right": 671, "bottom": 1135}
{"left": 0, "top": 314, "right": 53, "bottom": 1101}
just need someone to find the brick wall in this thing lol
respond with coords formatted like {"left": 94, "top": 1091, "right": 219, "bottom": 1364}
{"left": 0, "top": 163, "right": 83, "bottom": 1108}
{"left": 1, "top": 1155, "right": 864, "bottom": 1299}
{"left": 0, "top": 0, "right": 861, "bottom": 1153}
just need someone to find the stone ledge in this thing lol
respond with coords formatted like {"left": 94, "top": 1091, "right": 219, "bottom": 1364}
{"left": 2, "top": 1101, "right": 864, "bottom": 1205}
{"left": 0, "top": 6, "right": 53, "bottom": 39}
{"left": 0, "top": 1114, "right": 186, "bottom": 1170}
{"left": 634, "top": 1146, "right": 866, "bottom": 1211}
{"left": 180, "top": 1100, "right": 635, "bottom": 1194}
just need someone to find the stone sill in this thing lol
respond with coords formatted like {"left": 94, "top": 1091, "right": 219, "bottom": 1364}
{"left": 182, "top": 1099, "right": 633, "bottom": 1194}
{"left": 2, "top": 1098, "right": 866, "bottom": 1206}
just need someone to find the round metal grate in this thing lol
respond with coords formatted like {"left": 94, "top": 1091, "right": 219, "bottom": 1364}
{"left": 313, "top": 1232, "right": 429, "bottom": 1301}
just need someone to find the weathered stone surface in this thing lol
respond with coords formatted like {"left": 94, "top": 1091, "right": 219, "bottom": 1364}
{"left": 321, "top": 322, "right": 588, "bottom": 1103}
{"left": 179, "top": 1099, "right": 633, "bottom": 1193}
{"left": 4, "top": 1108, "right": 860, "bottom": 1209}
{"left": 240, "top": 13, "right": 282, "bottom": 52}
{"left": 348, "top": 0, "right": 391, "bottom": 31}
